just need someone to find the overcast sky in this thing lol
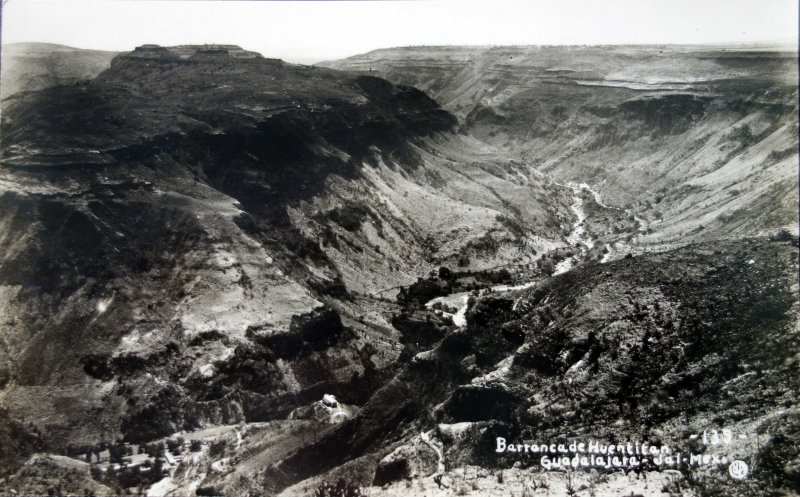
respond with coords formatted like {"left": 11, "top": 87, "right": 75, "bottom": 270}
{"left": 2, "top": 0, "right": 797, "bottom": 64}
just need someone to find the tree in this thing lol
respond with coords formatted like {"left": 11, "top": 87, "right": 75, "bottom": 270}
{"left": 166, "top": 438, "right": 181, "bottom": 455}
{"left": 109, "top": 441, "right": 128, "bottom": 465}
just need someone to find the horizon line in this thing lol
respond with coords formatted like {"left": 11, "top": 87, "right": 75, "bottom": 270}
{"left": 4, "top": 39, "right": 798, "bottom": 64}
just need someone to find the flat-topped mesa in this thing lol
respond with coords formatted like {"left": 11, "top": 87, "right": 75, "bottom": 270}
{"left": 127, "top": 44, "right": 176, "bottom": 60}
{"left": 115, "top": 44, "right": 263, "bottom": 65}
{"left": 168, "top": 44, "right": 263, "bottom": 59}
{"left": 134, "top": 44, "right": 168, "bottom": 52}
{"left": 110, "top": 44, "right": 181, "bottom": 69}
{"left": 106, "top": 44, "right": 269, "bottom": 77}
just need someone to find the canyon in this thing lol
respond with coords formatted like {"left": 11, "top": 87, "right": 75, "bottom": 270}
{"left": 0, "top": 42, "right": 797, "bottom": 497}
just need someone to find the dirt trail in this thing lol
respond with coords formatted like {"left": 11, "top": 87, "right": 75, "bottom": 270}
{"left": 420, "top": 431, "right": 445, "bottom": 475}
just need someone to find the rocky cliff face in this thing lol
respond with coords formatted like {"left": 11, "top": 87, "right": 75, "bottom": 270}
{"left": 271, "top": 238, "right": 799, "bottom": 497}
{"left": 324, "top": 46, "right": 799, "bottom": 246}
{"left": 1, "top": 44, "right": 798, "bottom": 497}
{"left": 0, "top": 44, "right": 570, "bottom": 483}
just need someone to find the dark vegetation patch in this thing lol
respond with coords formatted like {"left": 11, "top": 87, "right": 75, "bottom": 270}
{"left": 314, "top": 203, "right": 384, "bottom": 233}
{"left": 246, "top": 307, "right": 345, "bottom": 359}
{"left": 81, "top": 342, "right": 182, "bottom": 380}
{"left": 397, "top": 266, "right": 513, "bottom": 306}
{"left": 495, "top": 214, "right": 526, "bottom": 239}
{"left": 0, "top": 408, "right": 44, "bottom": 478}
{"left": 390, "top": 310, "right": 452, "bottom": 361}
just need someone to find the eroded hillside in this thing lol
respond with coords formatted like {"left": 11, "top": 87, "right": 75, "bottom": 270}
{"left": 276, "top": 237, "right": 799, "bottom": 497}
{"left": 0, "top": 44, "right": 574, "bottom": 489}
{"left": 324, "top": 46, "right": 799, "bottom": 249}
{"left": 0, "top": 43, "right": 797, "bottom": 497}
{"left": 0, "top": 43, "right": 118, "bottom": 99}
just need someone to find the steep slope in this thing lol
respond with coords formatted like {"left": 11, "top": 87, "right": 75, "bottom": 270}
{"left": 274, "top": 237, "right": 799, "bottom": 497}
{"left": 1, "top": 43, "right": 118, "bottom": 99}
{"left": 2, "top": 43, "right": 797, "bottom": 497}
{"left": 0, "top": 44, "right": 571, "bottom": 488}
{"left": 323, "top": 45, "right": 799, "bottom": 249}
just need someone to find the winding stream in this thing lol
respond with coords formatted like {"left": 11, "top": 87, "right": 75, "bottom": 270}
{"left": 425, "top": 180, "right": 645, "bottom": 327}
{"left": 552, "top": 182, "right": 595, "bottom": 275}
{"left": 553, "top": 181, "right": 649, "bottom": 270}
{"left": 425, "top": 281, "right": 537, "bottom": 326}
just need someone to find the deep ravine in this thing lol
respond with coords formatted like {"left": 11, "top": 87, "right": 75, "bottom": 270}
{"left": 425, "top": 179, "right": 642, "bottom": 324}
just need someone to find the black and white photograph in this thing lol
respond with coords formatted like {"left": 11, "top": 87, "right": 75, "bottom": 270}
{"left": 0, "top": 1, "right": 798, "bottom": 495}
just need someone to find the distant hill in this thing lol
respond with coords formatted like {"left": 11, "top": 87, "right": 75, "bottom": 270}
{"left": 323, "top": 45, "right": 800, "bottom": 245}
{"left": 0, "top": 43, "right": 797, "bottom": 496}
{"left": 1, "top": 43, "right": 118, "bottom": 99}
